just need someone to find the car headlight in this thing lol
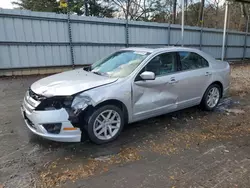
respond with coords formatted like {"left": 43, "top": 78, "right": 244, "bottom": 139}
{"left": 36, "top": 96, "right": 74, "bottom": 110}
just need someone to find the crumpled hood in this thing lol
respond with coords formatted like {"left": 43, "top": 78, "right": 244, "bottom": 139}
{"left": 31, "top": 69, "right": 118, "bottom": 97}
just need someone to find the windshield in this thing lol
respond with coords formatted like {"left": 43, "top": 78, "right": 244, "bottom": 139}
{"left": 91, "top": 50, "right": 150, "bottom": 78}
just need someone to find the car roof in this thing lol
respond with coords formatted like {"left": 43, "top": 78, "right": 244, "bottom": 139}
{"left": 120, "top": 46, "right": 202, "bottom": 54}
{"left": 120, "top": 46, "right": 216, "bottom": 62}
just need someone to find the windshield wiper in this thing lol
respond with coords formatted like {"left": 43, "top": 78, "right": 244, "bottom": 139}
{"left": 92, "top": 71, "right": 109, "bottom": 77}
{"left": 92, "top": 71, "right": 102, "bottom": 75}
{"left": 83, "top": 66, "right": 91, "bottom": 71}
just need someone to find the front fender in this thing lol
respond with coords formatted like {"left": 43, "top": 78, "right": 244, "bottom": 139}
{"left": 80, "top": 79, "right": 133, "bottom": 122}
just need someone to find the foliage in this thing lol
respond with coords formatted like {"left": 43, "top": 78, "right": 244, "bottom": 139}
{"left": 12, "top": 0, "right": 250, "bottom": 32}
{"left": 13, "top": 0, "right": 116, "bottom": 17}
{"left": 13, "top": 0, "right": 60, "bottom": 12}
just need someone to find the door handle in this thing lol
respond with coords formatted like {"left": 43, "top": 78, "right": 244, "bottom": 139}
{"left": 169, "top": 77, "right": 178, "bottom": 84}
{"left": 205, "top": 72, "right": 212, "bottom": 76}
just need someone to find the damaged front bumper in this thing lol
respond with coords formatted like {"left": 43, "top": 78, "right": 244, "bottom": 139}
{"left": 21, "top": 103, "right": 82, "bottom": 142}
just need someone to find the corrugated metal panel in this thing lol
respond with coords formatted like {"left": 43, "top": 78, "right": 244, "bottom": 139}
{"left": 0, "top": 45, "right": 71, "bottom": 68}
{"left": 202, "top": 47, "right": 222, "bottom": 59}
{"left": 129, "top": 26, "right": 167, "bottom": 45}
{"left": 202, "top": 32, "right": 223, "bottom": 45}
{"left": 170, "top": 29, "right": 182, "bottom": 44}
{"left": 227, "top": 34, "right": 245, "bottom": 46}
{"left": 71, "top": 23, "right": 125, "bottom": 43}
{"left": 0, "top": 9, "right": 249, "bottom": 69}
{"left": 246, "top": 36, "right": 250, "bottom": 46}
{"left": 245, "top": 48, "right": 250, "bottom": 58}
{"left": 226, "top": 47, "right": 244, "bottom": 59}
{"left": 0, "top": 17, "right": 68, "bottom": 43}
{"left": 183, "top": 30, "right": 200, "bottom": 45}
{"left": 74, "top": 46, "right": 123, "bottom": 65}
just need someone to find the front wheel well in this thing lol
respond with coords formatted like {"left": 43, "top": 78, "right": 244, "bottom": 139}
{"left": 79, "top": 99, "right": 129, "bottom": 126}
{"left": 95, "top": 100, "right": 129, "bottom": 125}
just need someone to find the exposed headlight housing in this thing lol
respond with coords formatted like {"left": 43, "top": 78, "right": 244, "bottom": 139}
{"left": 29, "top": 88, "right": 46, "bottom": 101}
{"left": 71, "top": 95, "right": 92, "bottom": 114}
{"left": 36, "top": 96, "right": 74, "bottom": 110}
{"left": 65, "top": 95, "right": 92, "bottom": 127}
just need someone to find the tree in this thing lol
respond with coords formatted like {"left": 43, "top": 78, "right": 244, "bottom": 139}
{"left": 13, "top": 0, "right": 116, "bottom": 17}
{"left": 184, "top": 0, "right": 188, "bottom": 23}
{"left": 214, "top": 0, "right": 221, "bottom": 28}
{"left": 12, "top": 0, "right": 250, "bottom": 32}
{"left": 151, "top": 0, "right": 172, "bottom": 23}
{"left": 13, "top": 0, "right": 60, "bottom": 12}
{"left": 198, "top": 0, "right": 204, "bottom": 26}
{"left": 110, "top": 0, "right": 157, "bottom": 20}
{"left": 88, "top": 0, "right": 116, "bottom": 17}
{"left": 176, "top": 2, "right": 200, "bottom": 26}
{"left": 238, "top": 3, "right": 249, "bottom": 31}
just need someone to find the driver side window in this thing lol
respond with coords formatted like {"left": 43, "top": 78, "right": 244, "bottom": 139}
{"left": 145, "top": 52, "right": 177, "bottom": 76}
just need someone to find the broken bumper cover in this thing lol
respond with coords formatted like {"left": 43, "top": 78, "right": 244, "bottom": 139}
{"left": 21, "top": 104, "right": 82, "bottom": 142}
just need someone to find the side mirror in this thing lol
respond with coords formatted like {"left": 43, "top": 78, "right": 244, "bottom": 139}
{"left": 140, "top": 71, "right": 155, "bottom": 80}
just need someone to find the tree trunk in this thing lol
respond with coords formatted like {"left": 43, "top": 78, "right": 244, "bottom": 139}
{"left": 125, "top": 0, "right": 130, "bottom": 20}
{"left": 215, "top": 2, "right": 219, "bottom": 28}
{"left": 198, "top": 0, "right": 205, "bottom": 26}
{"left": 173, "top": 0, "right": 177, "bottom": 24}
{"left": 238, "top": 3, "right": 247, "bottom": 31}
{"left": 85, "top": 0, "right": 89, "bottom": 16}
{"left": 143, "top": 0, "right": 146, "bottom": 20}
{"left": 185, "top": 0, "right": 188, "bottom": 24}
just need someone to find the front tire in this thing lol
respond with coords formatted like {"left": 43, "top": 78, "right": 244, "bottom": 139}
{"left": 86, "top": 105, "right": 124, "bottom": 144}
{"left": 201, "top": 84, "right": 221, "bottom": 111}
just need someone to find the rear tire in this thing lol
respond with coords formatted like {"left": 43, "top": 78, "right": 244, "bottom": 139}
{"left": 201, "top": 84, "right": 221, "bottom": 111}
{"left": 86, "top": 105, "right": 124, "bottom": 144}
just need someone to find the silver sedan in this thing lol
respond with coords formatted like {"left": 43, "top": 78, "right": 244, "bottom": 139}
{"left": 21, "top": 47, "right": 230, "bottom": 144}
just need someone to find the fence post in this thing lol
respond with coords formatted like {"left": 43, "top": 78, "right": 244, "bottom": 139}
{"left": 168, "top": 23, "right": 171, "bottom": 46}
{"left": 125, "top": 19, "right": 129, "bottom": 47}
{"left": 243, "top": 16, "right": 249, "bottom": 60}
{"left": 199, "top": 27, "right": 203, "bottom": 50}
{"left": 225, "top": 31, "right": 228, "bottom": 60}
{"left": 221, "top": 1, "right": 228, "bottom": 61}
{"left": 125, "top": 0, "right": 130, "bottom": 47}
{"left": 67, "top": 6, "right": 75, "bottom": 69}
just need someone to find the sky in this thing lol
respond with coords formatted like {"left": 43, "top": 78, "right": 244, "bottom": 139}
{"left": 0, "top": 0, "right": 14, "bottom": 9}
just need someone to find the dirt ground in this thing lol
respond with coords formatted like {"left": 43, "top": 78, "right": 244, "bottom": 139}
{"left": 1, "top": 64, "right": 250, "bottom": 188}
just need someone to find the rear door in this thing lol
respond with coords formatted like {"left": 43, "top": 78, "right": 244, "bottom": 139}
{"left": 174, "top": 51, "right": 212, "bottom": 109}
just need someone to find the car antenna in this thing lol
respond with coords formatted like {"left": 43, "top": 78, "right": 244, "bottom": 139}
{"left": 174, "top": 39, "right": 180, "bottom": 46}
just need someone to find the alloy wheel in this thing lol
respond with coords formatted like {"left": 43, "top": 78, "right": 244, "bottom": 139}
{"left": 93, "top": 110, "right": 121, "bottom": 140}
{"left": 206, "top": 87, "right": 220, "bottom": 108}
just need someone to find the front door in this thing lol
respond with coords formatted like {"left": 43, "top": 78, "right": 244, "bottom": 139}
{"left": 132, "top": 52, "right": 179, "bottom": 122}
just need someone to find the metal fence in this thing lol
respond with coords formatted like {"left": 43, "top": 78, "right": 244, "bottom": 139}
{"left": 0, "top": 8, "right": 249, "bottom": 70}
